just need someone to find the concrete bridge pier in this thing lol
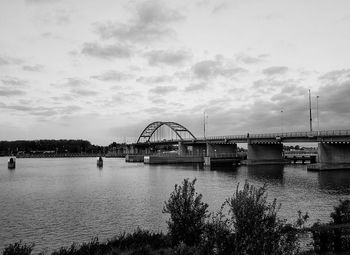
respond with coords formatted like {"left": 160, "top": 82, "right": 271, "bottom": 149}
{"left": 308, "top": 142, "right": 350, "bottom": 171}
{"left": 247, "top": 143, "right": 284, "bottom": 165}
{"left": 125, "top": 144, "right": 150, "bottom": 162}
{"left": 206, "top": 143, "right": 237, "bottom": 157}
{"left": 204, "top": 143, "right": 238, "bottom": 166}
{"left": 125, "top": 144, "right": 136, "bottom": 155}
{"left": 178, "top": 142, "right": 188, "bottom": 156}
{"left": 189, "top": 144, "right": 207, "bottom": 156}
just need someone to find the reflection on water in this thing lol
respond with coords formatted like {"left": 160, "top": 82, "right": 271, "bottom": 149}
{"left": 318, "top": 170, "right": 350, "bottom": 195}
{"left": 209, "top": 164, "right": 238, "bottom": 173}
{"left": 247, "top": 164, "right": 284, "bottom": 184}
{"left": 0, "top": 157, "right": 349, "bottom": 252}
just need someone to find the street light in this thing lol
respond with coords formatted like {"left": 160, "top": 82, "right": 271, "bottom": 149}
{"left": 316, "top": 96, "right": 320, "bottom": 133}
{"left": 281, "top": 109, "right": 284, "bottom": 133}
{"left": 203, "top": 111, "right": 208, "bottom": 139}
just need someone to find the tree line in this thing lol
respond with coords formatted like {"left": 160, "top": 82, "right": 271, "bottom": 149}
{"left": 0, "top": 140, "right": 107, "bottom": 155}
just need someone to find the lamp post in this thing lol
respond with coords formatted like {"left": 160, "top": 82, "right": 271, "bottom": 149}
{"left": 203, "top": 111, "right": 208, "bottom": 140}
{"left": 281, "top": 109, "right": 284, "bottom": 133}
{"left": 203, "top": 111, "right": 206, "bottom": 140}
{"left": 316, "top": 96, "right": 320, "bottom": 133}
{"left": 309, "top": 89, "right": 313, "bottom": 132}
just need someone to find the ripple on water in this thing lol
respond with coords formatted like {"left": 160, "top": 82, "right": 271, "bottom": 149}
{"left": 0, "top": 157, "right": 349, "bottom": 252}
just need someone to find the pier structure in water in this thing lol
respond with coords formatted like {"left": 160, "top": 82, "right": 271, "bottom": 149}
{"left": 120, "top": 121, "right": 350, "bottom": 171}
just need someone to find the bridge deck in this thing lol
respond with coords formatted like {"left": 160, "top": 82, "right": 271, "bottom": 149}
{"left": 135, "top": 129, "right": 350, "bottom": 145}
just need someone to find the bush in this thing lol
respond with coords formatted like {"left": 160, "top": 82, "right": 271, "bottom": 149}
{"left": 331, "top": 199, "right": 350, "bottom": 224}
{"left": 198, "top": 209, "right": 235, "bottom": 255}
{"left": 51, "top": 238, "right": 110, "bottom": 255}
{"left": 2, "top": 241, "right": 34, "bottom": 255}
{"left": 225, "top": 181, "right": 299, "bottom": 255}
{"left": 108, "top": 229, "right": 169, "bottom": 251}
{"left": 163, "top": 178, "right": 208, "bottom": 246}
{"left": 312, "top": 199, "right": 350, "bottom": 253}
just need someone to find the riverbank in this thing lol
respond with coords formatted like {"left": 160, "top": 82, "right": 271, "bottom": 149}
{"left": 0, "top": 230, "right": 317, "bottom": 255}
{"left": 15, "top": 153, "right": 107, "bottom": 158}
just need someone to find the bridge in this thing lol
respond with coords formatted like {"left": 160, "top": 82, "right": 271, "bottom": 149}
{"left": 122, "top": 121, "right": 350, "bottom": 171}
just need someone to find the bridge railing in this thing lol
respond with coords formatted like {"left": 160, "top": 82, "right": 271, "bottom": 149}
{"left": 207, "top": 153, "right": 238, "bottom": 158}
{"left": 139, "top": 129, "right": 350, "bottom": 144}
{"left": 200, "top": 129, "right": 350, "bottom": 141}
{"left": 284, "top": 150, "right": 317, "bottom": 155}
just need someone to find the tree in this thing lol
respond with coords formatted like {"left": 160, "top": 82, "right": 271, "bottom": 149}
{"left": 331, "top": 199, "right": 350, "bottom": 224}
{"left": 225, "top": 181, "right": 299, "bottom": 255}
{"left": 163, "top": 178, "right": 208, "bottom": 246}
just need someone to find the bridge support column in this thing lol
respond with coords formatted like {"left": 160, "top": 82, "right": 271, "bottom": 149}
{"left": 126, "top": 145, "right": 137, "bottom": 154}
{"left": 190, "top": 144, "right": 207, "bottom": 156}
{"left": 206, "top": 143, "right": 237, "bottom": 157}
{"left": 178, "top": 142, "right": 188, "bottom": 156}
{"left": 204, "top": 143, "right": 238, "bottom": 166}
{"left": 309, "top": 142, "right": 350, "bottom": 171}
{"left": 247, "top": 143, "right": 284, "bottom": 165}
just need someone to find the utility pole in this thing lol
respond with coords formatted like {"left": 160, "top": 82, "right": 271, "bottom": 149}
{"left": 281, "top": 109, "right": 284, "bottom": 133}
{"left": 309, "top": 89, "right": 313, "bottom": 132}
{"left": 203, "top": 111, "right": 206, "bottom": 140}
{"left": 316, "top": 95, "right": 320, "bottom": 133}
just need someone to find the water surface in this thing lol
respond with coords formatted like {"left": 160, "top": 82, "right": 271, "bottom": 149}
{"left": 0, "top": 157, "right": 349, "bottom": 252}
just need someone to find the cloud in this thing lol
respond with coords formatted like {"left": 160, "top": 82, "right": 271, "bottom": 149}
{"left": 94, "top": 0, "right": 184, "bottom": 43}
{"left": 319, "top": 69, "right": 350, "bottom": 83}
{"left": 318, "top": 79, "right": 350, "bottom": 114}
{"left": 41, "top": 32, "right": 60, "bottom": 39}
{"left": 150, "top": 98, "right": 167, "bottom": 104}
{"left": 236, "top": 53, "right": 268, "bottom": 64}
{"left": 253, "top": 78, "right": 298, "bottom": 89}
{"left": 315, "top": 69, "right": 350, "bottom": 123}
{"left": 52, "top": 78, "right": 93, "bottom": 96}
{"left": 22, "top": 64, "right": 43, "bottom": 72}
{"left": 59, "top": 78, "right": 88, "bottom": 87}
{"left": 91, "top": 70, "right": 133, "bottom": 81}
{"left": 0, "top": 55, "right": 23, "bottom": 66}
{"left": 212, "top": 2, "right": 230, "bottom": 14}
{"left": 192, "top": 58, "right": 247, "bottom": 79}
{"left": 51, "top": 94, "right": 74, "bottom": 102}
{"left": 0, "top": 57, "right": 9, "bottom": 65}
{"left": 149, "top": 85, "right": 177, "bottom": 95}
{"left": 0, "top": 89, "right": 26, "bottom": 96}
{"left": 102, "top": 92, "right": 141, "bottom": 106}
{"left": 262, "top": 66, "right": 288, "bottom": 76}
{"left": 0, "top": 102, "right": 80, "bottom": 117}
{"left": 70, "top": 88, "right": 96, "bottom": 97}
{"left": 137, "top": 75, "right": 173, "bottom": 84}
{"left": 26, "top": 0, "right": 60, "bottom": 4}
{"left": 81, "top": 42, "right": 132, "bottom": 59}
{"left": 185, "top": 82, "right": 207, "bottom": 92}
{"left": 145, "top": 49, "right": 191, "bottom": 66}
{"left": 1, "top": 77, "right": 28, "bottom": 86}
{"left": 144, "top": 106, "right": 168, "bottom": 114}
{"left": 32, "top": 8, "right": 71, "bottom": 26}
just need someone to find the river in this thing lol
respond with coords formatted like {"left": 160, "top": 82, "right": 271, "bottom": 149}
{"left": 0, "top": 157, "right": 349, "bottom": 252}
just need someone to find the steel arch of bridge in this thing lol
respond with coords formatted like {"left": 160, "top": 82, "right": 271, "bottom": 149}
{"left": 137, "top": 121, "right": 197, "bottom": 143}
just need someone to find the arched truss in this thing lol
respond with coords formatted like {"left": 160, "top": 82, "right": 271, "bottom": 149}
{"left": 137, "top": 121, "right": 197, "bottom": 143}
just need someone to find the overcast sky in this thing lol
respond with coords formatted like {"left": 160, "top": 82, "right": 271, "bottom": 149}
{"left": 1, "top": 0, "right": 350, "bottom": 145}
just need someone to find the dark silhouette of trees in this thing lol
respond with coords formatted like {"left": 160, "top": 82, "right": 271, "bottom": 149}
{"left": 0, "top": 140, "right": 106, "bottom": 155}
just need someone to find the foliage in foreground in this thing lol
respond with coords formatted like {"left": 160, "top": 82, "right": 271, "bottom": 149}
{"left": 4, "top": 179, "right": 350, "bottom": 255}
{"left": 312, "top": 199, "right": 350, "bottom": 253}
{"left": 2, "top": 241, "right": 34, "bottom": 255}
{"left": 163, "top": 178, "right": 209, "bottom": 246}
{"left": 225, "top": 182, "right": 299, "bottom": 255}
{"left": 162, "top": 179, "right": 300, "bottom": 254}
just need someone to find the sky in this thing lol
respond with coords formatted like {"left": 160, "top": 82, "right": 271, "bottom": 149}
{"left": 0, "top": 0, "right": 350, "bottom": 145}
